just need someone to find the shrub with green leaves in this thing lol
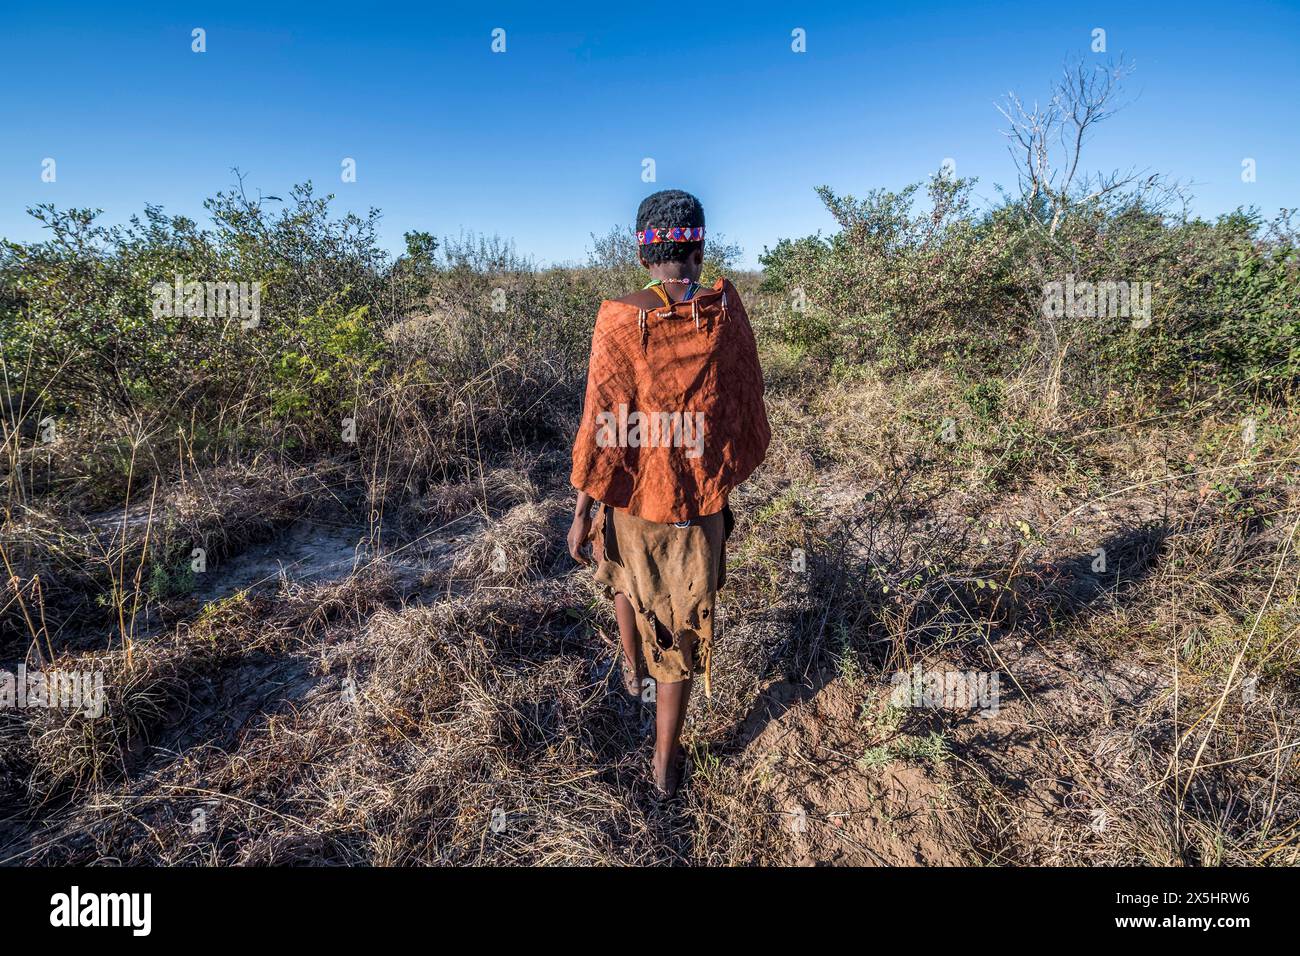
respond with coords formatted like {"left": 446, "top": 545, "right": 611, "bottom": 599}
{"left": 759, "top": 175, "right": 1298, "bottom": 409}
{"left": 1, "top": 183, "right": 393, "bottom": 460}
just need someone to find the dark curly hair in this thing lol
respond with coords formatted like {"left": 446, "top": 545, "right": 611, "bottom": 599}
{"left": 635, "top": 189, "right": 705, "bottom": 266}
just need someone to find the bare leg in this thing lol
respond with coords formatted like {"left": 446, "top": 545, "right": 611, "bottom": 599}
{"left": 653, "top": 676, "right": 692, "bottom": 796}
{"left": 613, "top": 593, "right": 643, "bottom": 695}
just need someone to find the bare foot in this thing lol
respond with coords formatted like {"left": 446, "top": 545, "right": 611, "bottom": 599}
{"left": 621, "top": 652, "right": 645, "bottom": 697}
{"left": 652, "top": 748, "right": 682, "bottom": 798}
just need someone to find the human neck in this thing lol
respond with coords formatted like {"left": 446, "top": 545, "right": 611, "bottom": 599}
{"left": 647, "top": 262, "right": 701, "bottom": 284}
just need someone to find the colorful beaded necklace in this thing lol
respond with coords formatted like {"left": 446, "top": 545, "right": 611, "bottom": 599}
{"left": 644, "top": 277, "right": 701, "bottom": 303}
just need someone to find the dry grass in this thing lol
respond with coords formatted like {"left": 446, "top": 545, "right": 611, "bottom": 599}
{"left": 2, "top": 302, "right": 1297, "bottom": 868}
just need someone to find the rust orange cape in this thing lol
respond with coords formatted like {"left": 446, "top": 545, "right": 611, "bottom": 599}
{"left": 570, "top": 278, "right": 770, "bottom": 523}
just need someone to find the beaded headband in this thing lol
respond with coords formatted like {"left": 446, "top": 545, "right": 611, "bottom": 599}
{"left": 636, "top": 226, "right": 705, "bottom": 245}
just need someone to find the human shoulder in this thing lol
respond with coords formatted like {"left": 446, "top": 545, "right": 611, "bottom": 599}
{"left": 608, "top": 288, "right": 666, "bottom": 310}
{"left": 590, "top": 297, "right": 641, "bottom": 342}
{"left": 606, "top": 277, "right": 734, "bottom": 310}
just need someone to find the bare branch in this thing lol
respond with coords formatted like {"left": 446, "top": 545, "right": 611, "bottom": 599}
{"left": 998, "top": 55, "right": 1148, "bottom": 234}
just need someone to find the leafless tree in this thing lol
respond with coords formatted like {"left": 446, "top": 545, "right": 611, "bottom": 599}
{"left": 998, "top": 56, "right": 1161, "bottom": 235}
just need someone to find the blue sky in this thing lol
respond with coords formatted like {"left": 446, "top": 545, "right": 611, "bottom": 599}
{"left": 2, "top": 1, "right": 1297, "bottom": 268}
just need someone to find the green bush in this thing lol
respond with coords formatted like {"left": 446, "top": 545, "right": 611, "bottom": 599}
{"left": 759, "top": 176, "right": 1299, "bottom": 409}
{"left": 759, "top": 175, "right": 1021, "bottom": 376}
{"left": 1, "top": 183, "right": 395, "bottom": 454}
